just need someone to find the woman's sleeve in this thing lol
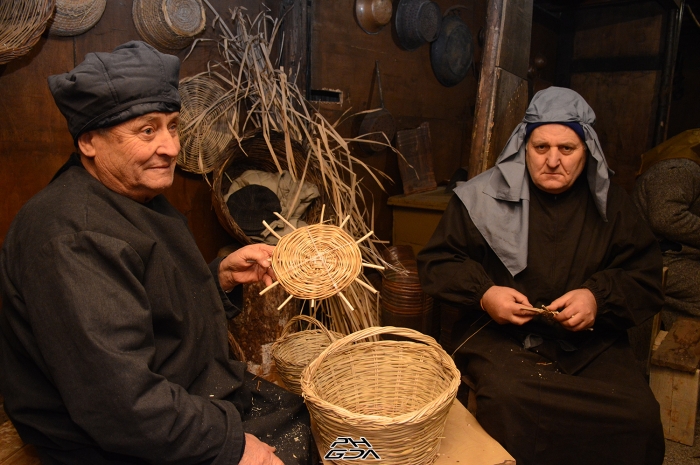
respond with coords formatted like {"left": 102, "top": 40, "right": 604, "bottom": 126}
{"left": 417, "top": 196, "right": 494, "bottom": 309}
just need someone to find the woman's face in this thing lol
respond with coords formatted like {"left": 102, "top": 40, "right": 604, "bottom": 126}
{"left": 526, "top": 124, "right": 587, "bottom": 194}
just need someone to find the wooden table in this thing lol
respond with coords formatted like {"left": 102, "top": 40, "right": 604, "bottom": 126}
{"left": 314, "top": 399, "right": 515, "bottom": 465}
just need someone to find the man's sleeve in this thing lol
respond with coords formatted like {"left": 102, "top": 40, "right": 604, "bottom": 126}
{"left": 209, "top": 257, "right": 244, "bottom": 319}
{"left": 24, "top": 231, "right": 245, "bottom": 465}
{"left": 417, "top": 196, "right": 494, "bottom": 309}
{"left": 582, "top": 194, "right": 665, "bottom": 330}
{"left": 639, "top": 163, "right": 700, "bottom": 249}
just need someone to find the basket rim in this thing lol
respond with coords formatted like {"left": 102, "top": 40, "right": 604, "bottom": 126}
{"left": 300, "top": 326, "right": 461, "bottom": 424}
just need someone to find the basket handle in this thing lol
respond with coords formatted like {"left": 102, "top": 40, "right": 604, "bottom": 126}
{"left": 320, "top": 326, "right": 443, "bottom": 354}
{"left": 280, "top": 315, "right": 337, "bottom": 342}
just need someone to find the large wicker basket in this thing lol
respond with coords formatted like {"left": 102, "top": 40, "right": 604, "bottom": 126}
{"left": 177, "top": 74, "right": 234, "bottom": 174}
{"left": 132, "top": 0, "right": 205, "bottom": 51}
{"left": 271, "top": 315, "right": 342, "bottom": 395}
{"left": 48, "top": 0, "right": 106, "bottom": 36}
{"left": 212, "top": 130, "right": 326, "bottom": 245}
{"left": 301, "top": 326, "right": 460, "bottom": 465}
{"left": 0, "top": 0, "right": 55, "bottom": 66}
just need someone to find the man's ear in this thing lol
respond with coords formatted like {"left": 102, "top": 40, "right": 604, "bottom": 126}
{"left": 77, "top": 131, "right": 97, "bottom": 158}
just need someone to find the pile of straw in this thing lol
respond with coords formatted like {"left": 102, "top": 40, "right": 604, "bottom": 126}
{"left": 0, "top": 0, "right": 55, "bottom": 65}
{"left": 185, "top": 4, "right": 397, "bottom": 334}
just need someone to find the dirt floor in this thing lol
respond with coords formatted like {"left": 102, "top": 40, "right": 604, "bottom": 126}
{"left": 664, "top": 411, "right": 700, "bottom": 464}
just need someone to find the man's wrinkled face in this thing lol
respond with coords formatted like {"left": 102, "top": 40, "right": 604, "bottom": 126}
{"left": 526, "top": 124, "right": 587, "bottom": 195}
{"left": 79, "top": 112, "right": 180, "bottom": 203}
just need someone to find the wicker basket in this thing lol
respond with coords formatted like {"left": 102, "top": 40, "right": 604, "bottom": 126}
{"left": 48, "top": 0, "right": 106, "bottom": 36}
{"left": 212, "top": 130, "right": 326, "bottom": 245}
{"left": 0, "top": 0, "right": 55, "bottom": 66}
{"left": 132, "top": 0, "right": 205, "bottom": 51}
{"left": 301, "top": 326, "right": 460, "bottom": 465}
{"left": 271, "top": 315, "right": 342, "bottom": 395}
{"left": 177, "top": 74, "right": 234, "bottom": 174}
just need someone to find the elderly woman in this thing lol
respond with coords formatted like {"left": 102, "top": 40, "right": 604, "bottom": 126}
{"left": 418, "top": 87, "right": 665, "bottom": 465}
{"left": 0, "top": 41, "right": 310, "bottom": 465}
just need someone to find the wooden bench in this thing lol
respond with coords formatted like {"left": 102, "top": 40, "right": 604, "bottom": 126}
{"left": 313, "top": 399, "right": 515, "bottom": 465}
{"left": 650, "top": 317, "right": 700, "bottom": 446}
{"left": 0, "top": 421, "right": 40, "bottom": 465}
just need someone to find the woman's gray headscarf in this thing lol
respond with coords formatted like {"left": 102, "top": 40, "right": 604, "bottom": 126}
{"left": 453, "top": 86, "right": 612, "bottom": 276}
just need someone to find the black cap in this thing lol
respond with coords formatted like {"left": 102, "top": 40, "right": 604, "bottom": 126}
{"left": 227, "top": 185, "right": 282, "bottom": 236}
{"left": 48, "top": 41, "right": 181, "bottom": 145}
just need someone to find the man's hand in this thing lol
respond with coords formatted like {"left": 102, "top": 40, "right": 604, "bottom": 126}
{"left": 481, "top": 285, "right": 534, "bottom": 325}
{"left": 238, "top": 433, "right": 283, "bottom": 465}
{"left": 550, "top": 288, "right": 597, "bottom": 331}
{"left": 219, "top": 244, "right": 276, "bottom": 292}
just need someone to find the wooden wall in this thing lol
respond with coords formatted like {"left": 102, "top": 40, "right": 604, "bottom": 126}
{"left": 308, "top": 0, "right": 487, "bottom": 242}
{"left": 0, "top": 0, "right": 284, "bottom": 262}
{"left": 547, "top": 1, "right": 669, "bottom": 192}
{"left": 668, "top": 6, "right": 700, "bottom": 137}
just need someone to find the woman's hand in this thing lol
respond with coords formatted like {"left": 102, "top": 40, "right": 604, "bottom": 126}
{"left": 481, "top": 285, "right": 534, "bottom": 325}
{"left": 550, "top": 288, "right": 597, "bottom": 331}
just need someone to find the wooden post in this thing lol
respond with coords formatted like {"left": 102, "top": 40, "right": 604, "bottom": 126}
{"left": 467, "top": 0, "right": 533, "bottom": 178}
{"left": 281, "top": 0, "right": 310, "bottom": 97}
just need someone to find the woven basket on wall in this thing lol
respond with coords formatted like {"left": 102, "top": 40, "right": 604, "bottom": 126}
{"left": 212, "top": 130, "right": 325, "bottom": 245}
{"left": 177, "top": 74, "right": 234, "bottom": 174}
{"left": 271, "top": 315, "right": 341, "bottom": 395}
{"left": 0, "top": 0, "right": 55, "bottom": 66}
{"left": 48, "top": 0, "right": 106, "bottom": 36}
{"left": 132, "top": 0, "right": 205, "bottom": 51}
{"left": 301, "top": 326, "right": 460, "bottom": 465}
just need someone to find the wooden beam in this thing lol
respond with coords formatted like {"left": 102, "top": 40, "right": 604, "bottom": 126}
{"left": 467, "top": 0, "right": 533, "bottom": 177}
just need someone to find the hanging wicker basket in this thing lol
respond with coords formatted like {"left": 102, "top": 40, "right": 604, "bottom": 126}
{"left": 212, "top": 130, "right": 325, "bottom": 245}
{"left": 48, "top": 0, "right": 106, "bottom": 36}
{"left": 177, "top": 74, "right": 234, "bottom": 174}
{"left": 0, "top": 0, "right": 55, "bottom": 66}
{"left": 271, "top": 315, "right": 342, "bottom": 395}
{"left": 301, "top": 326, "right": 460, "bottom": 465}
{"left": 132, "top": 0, "right": 206, "bottom": 51}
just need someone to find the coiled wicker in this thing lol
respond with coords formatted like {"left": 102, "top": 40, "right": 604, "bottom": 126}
{"left": 132, "top": 0, "right": 205, "bottom": 51}
{"left": 212, "top": 131, "right": 325, "bottom": 245}
{"left": 177, "top": 74, "right": 234, "bottom": 174}
{"left": 48, "top": 0, "right": 106, "bottom": 36}
{"left": 301, "top": 326, "right": 460, "bottom": 465}
{"left": 272, "top": 223, "right": 363, "bottom": 301}
{"left": 271, "top": 315, "right": 341, "bottom": 395}
{"left": 0, "top": 0, "right": 55, "bottom": 66}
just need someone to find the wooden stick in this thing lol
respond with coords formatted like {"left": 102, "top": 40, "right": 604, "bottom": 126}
{"left": 277, "top": 293, "right": 294, "bottom": 311}
{"left": 339, "top": 215, "right": 351, "bottom": 229}
{"left": 338, "top": 291, "right": 354, "bottom": 311}
{"left": 362, "top": 262, "right": 385, "bottom": 270}
{"left": 273, "top": 211, "right": 297, "bottom": 231}
{"left": 259, "top": 280, "right": 280, "bottom": 295}
{"left": 319, "top": 204, "right": 325, "bottom": 224}
{"left": 354, "top": 277, "right": 378, "bottom": 294}
{"left": 355, "top": 230, "right": 374, "bottom": 244}
{"left": 262, "top": 220, "right": 283, "bottom": 240}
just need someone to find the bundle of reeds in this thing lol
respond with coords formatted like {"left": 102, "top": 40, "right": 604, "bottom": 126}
{"left": 185, "top": 4, "right": 399, "bottom": 334}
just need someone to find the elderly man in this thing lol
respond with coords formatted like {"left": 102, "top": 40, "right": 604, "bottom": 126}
{"left": 0, "top": 41, "right": 310, "bottom": 465}
{"left": 418, "top": 87, "right": 664, "bottom": 465}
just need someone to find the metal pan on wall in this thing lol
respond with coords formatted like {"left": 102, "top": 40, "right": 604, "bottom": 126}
{"left": 355, "top": 0, "right": 393, "bottom": 34}
{"left": 395, "top": 0, "right": 442, "bottom": 51}
{"left": 430, "top": 13, "right": 473, "bottom": 87}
